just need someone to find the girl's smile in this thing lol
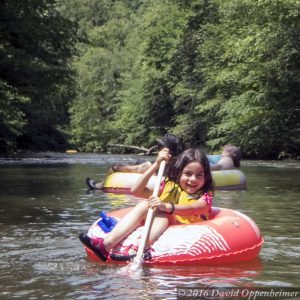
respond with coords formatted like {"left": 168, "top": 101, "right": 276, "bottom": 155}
{"left": 179, "top": 161, "right": 205, "bottom": 194}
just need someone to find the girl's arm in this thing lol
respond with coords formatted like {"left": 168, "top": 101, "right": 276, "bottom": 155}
{"left": 149, "top": 194, "right": 211, "bottom": 216}
{"left": 170, "top": 198, "right": 210, "bottom": 216}
{"left": 131, "top": 148, "right": 171, "bottom": 198}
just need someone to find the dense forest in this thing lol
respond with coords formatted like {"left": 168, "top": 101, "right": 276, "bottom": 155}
{"left": 0, "top": 0, "right": 299, "bottom": 159}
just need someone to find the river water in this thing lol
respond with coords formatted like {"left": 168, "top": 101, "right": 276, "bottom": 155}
{"left": 0, "top": 153, "right": 299, "bottom": 299}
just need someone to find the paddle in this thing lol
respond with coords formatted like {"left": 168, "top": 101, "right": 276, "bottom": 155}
{"left": 124, "top": 159, "right": 166, "bottom": 273}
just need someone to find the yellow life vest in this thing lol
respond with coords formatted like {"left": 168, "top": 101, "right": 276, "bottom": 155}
{"left": 159, "top": 180, "right": 211, "bottom": 224}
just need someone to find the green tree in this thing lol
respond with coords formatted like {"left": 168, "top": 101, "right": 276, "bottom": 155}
{"left": 0, "top": 81, "right": 29, "bottom": 151}
{"left": 0, "top": 0, "right": 77, "bottom": 152}
{"left": 167, "top": 0, "right": 219, "bottom": 148}
{"left": 113, "top": 0, "right": 188, "bottom": 147}
{"left": 201, "top": 0, "right": 300, "bottom": 158}
{"left": 67, "top": 0, "right": 133, "bottom": 151}
{"left": 65, "top": 0, "right": 300, "bottom": 158}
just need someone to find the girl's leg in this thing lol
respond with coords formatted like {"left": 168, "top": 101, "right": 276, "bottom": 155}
{"left": 148, "top": 211, "right": 171, "bottom": 245}
{"left": 103, "top": 201, "right": 148, "bottom": 251}
{"left": 108, "top": 211, "right": 173, "bottom": 261}
{"left": 108, "top": 210, "right": 171, "bottom": 249}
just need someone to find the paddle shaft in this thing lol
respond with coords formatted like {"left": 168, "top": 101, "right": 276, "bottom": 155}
{"left": 135, "top": 160, "right": 166, "bottom": 260}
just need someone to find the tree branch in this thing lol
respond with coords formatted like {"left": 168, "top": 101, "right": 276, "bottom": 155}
{"left": 107, "top": 143, "right": 157, "bottom": 155}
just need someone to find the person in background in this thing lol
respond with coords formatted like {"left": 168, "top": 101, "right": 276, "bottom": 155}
{"left": 79, "top": 147, "right": 214, "bottom": 261}
{"left": 86, "top": 133, "right": 183, "bottom": 190}
{"left": 209, "top": 144, "right": 241, "bottom": 171}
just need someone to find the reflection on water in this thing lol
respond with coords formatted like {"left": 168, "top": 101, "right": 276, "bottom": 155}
{"left": 0, "top": 154, "right": 299, "bottom": 299}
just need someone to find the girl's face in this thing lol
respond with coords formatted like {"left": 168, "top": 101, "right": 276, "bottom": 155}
{"left": 179, "top": 161, "right": 205, "bottom": 194}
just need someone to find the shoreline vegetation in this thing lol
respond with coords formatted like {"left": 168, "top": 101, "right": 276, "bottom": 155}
{"left": 0, "top": 150, "right": 299, "bottom": 162}
{"left": 1, "top": 0, "right": 299, "bottom": 160}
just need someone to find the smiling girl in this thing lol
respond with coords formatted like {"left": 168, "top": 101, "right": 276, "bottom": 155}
{"left": 79, "top": 148, "right": 214, "bottom": 261}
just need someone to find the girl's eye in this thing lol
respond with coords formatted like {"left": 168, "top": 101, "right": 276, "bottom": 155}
{"left": 196, "top": 173, "right": 204, "bottom": 178}
{"left": 183, "top": 172, "right": 193, "bottom": 177}
{"left": 183, "top": 172, "right": 204, "bottom": 178}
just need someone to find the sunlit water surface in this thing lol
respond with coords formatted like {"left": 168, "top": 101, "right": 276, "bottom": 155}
{"left": 0, "top": 153, "right": 299, "bottom": 299}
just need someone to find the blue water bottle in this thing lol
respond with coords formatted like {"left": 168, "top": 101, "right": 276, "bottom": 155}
{"left": 97, "top": 211, "right": 118, "bottom": 233}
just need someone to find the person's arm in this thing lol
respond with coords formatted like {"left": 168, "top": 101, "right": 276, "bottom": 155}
{"left": 131, "top": 148, "right": 170, "bottom": 198}
{"left": 148, "top": 195, "right": 210, "bottom": 216}
{"left": 210, "top": 156, "right": 235, "bottom": 171}
{"left": 109, "top": 161, "right": 152, "bottom": 174}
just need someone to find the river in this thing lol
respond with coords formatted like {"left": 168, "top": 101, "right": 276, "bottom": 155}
{"left": 0, "top": 153, "right": 299, "bottom": 299}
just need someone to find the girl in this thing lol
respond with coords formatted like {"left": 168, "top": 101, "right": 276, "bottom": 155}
{"left": 79, "top": 148, "right": 214, "bottom": 261}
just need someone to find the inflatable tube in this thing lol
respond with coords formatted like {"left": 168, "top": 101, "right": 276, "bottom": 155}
{"left": 83, "top": 207, "right": 263, "bottom": 266}
{"left": 103, "top": 170, "right": 246, "bottom": 193}
{"left": 207, "top": 154, "right": 221, "bottom": 164}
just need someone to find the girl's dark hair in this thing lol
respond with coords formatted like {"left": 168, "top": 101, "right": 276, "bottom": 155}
{"left": 166, "top": 149, "right": 214, "bottom": 194}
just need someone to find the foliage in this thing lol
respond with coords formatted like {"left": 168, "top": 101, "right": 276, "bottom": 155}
{"left": 0, "top": 0, "right": 77, "bottom": 152}
{"left": 201, "top": 0, "right": 300, "bottom": 158}
{"left": 67, "top": 0, "right": 132, "bottom": 151}
{"left": 1, "top": 0, "right": 299, "bottom": 158}
{"left": 112, "top": 0, "right": 187, "bottom": 148}
{"left": 169, "top": 0, "right": 220, "bottom": 148}
{"left": 0, "top": 81, "right": 29, "bottom": 151}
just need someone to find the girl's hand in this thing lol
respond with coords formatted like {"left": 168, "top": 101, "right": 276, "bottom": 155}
{"left": 155, "top": 147, "right": 172, "bottom": 164}
{"left": 148, "top": 195, "right": 167, "bottom": 211}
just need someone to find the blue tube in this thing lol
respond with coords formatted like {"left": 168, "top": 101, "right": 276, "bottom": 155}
{"left": 207, "top": 154, "right": 221, "bottom": 164}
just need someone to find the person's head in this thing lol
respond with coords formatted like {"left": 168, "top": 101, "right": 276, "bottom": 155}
{"left": 156, "top": 133, "right": 183, "bottom": 157}
{"left": 167, "top": 149, "right": 214, "bottom": 194}
{"left": 222, "top": 145, "right": 241, "bottom": 168}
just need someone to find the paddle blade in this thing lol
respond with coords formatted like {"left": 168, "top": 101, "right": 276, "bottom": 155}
{"left": 129, "top": 256, "right": 144, "bottom": 271}
{"left": 117, "top": 257, "right": 144, "bottom": 278}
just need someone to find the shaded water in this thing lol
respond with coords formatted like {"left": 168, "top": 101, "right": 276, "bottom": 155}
{"left": 0, "top": 153, "right": 299, "bottom": 299}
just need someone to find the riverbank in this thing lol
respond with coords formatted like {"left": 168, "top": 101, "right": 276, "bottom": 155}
{"left": 1, "top": 152, "right": 299, "bottom": 169}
